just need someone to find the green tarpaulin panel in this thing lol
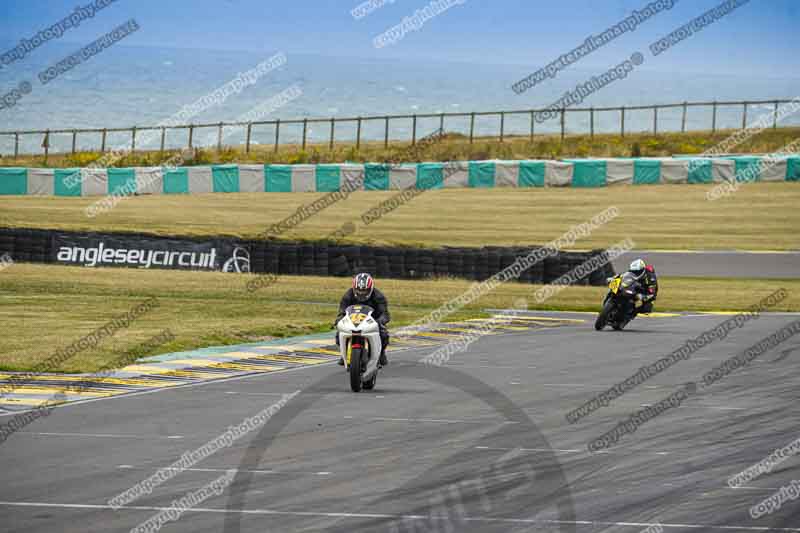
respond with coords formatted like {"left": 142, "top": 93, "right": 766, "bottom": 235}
{"left": 364, "top": 164, "right": 391, "bottom": 191}
{"left": 731, "top": 156, "right": 761, "bottom": 182}
{"left": 416, "top": 163, "right": 444, "bottom": 190}
{"left": 0, "top": 167, "right": 27, "bottom": 195}
{"left": 569, "top": 160, "right": 607, "bottom": 187}
{"left": 518, "top": 161, "right": 545, "bottom": 187}
{"left": 107, "top": 168, "right": 136, "bottom": 195}
{"left": 468, "top": 161, "right": 495, "bottom": 188}
{"left": 633, "top": 160, "right": 661, "bottom": 185}
{"left": 787, "top": 157, "right": 800, "bottom": 182}
{"left": 316, "top": 165, "right": 341, "bottom": 192}
{"left": 212, "top": 165, "right": 240, "bottom": 193}
{"left": 687, "top": 159, "right": 712, "bottom": 184}
{"left": 266, "top": 165, "right": 292, "bottom": 192}
{"left": 54, "top": 169, "right": 82, "bottom": 197}
{"left": 163, "top": 168, "right": 189, "bottom": 194}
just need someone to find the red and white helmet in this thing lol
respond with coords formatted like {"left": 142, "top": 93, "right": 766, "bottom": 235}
{"left": 352, "top": 272, "right": 374, "bottom": 302}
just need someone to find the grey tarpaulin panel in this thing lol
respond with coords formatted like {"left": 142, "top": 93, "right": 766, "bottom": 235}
{"left": 712, "top": 159, "right": 735, "bottom": 183}
{"left": 81, "top": 168, "right": 108, "bottom": 196}
{"left": 27, "top": 168, "right": 54, "bottom": 195}
{"left": 606, "top": 160, "right": 634, "bottom": 186}
{"left": 389, "top": 164, "right": 417, "bottom": 190}
{"left": 341, "top": 164, "right": 365, "bottom": 191}
{"left": 291, "top": 165, "right": 316, "bottom": 192}
{"left": 136, "top": 167, "right": 163, "bottom": 195}
{"left": 187, "top": 166, "right": 214, "bottom": 193}
{"left": 660, "top": 158, "right": 689, "bottom": 184}
{"left": 495, "top": 160, "right": 520, "bottom": 187}
{"left": 760, "top": 158, "right": 787, "bottom": 182}
{"left": 238, "top": 164, "right": 265, "bottom": 192}
{"left": 545, "top": 161, "right": 573, "bottom": 187}
{"left": 442, "top": 161, "right": 469, "bottom": 188}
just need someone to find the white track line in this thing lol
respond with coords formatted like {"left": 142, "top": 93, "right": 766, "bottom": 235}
{"left": 0, "top": 501, "right": 798, "bottom": 531}
{"left": 18, "top": 431, "right": 183, "bottom": 439}
{"left": 117, "top": 465, "right": 333, "bottom": 476}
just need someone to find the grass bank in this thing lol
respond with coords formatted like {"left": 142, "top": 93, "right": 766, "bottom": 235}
{"left": 2, "top": 127, "right": 799, "bottom": 168}
{"left": 1, "top": 183, "right": 797, "bottom": 250}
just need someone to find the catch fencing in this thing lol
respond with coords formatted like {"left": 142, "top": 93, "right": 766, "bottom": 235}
{"left": 0, "top": 98, "right": 796, "bottom": 160}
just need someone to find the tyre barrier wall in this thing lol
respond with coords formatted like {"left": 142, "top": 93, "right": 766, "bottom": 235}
{"left": 1, "top": 156, "right": 798, "bottom": 196}
{"left": 0, "top": 227, "right": 614, "bottom": 285}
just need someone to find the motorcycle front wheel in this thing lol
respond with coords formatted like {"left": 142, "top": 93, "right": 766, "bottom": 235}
{"left": 595, "top": 299, "right": 614, "bottom": 331}
{"left": 349, "top": 347, "right": 363, "bottom": 392}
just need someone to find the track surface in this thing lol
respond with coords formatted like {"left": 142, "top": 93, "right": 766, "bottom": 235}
{"left": 1, "top": 312, "right": 800, "bottom": 532}
{"left": 613, "top": 251, "right": 800, "bottom": 278}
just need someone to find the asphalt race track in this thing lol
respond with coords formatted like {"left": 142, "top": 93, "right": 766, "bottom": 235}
{"left": 1, "top": 311, "right": 800, "bottom": 532}
{"left": 613, "top": 251, "right": 800, "bottom": 279}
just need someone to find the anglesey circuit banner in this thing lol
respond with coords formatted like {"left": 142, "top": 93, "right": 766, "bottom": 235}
{"left": 50, "top": 232, "right": 251, "bottom": 272}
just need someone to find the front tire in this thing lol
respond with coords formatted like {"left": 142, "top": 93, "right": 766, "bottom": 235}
{"left": 595, "top": 299, "right": 614, "bottom": 331}
{"left": 349, "top": 347, "right": 363, "bottom": 392}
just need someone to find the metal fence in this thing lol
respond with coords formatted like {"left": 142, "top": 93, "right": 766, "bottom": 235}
{"left": 0, "top": 98, "right": 794, "bottom": 161}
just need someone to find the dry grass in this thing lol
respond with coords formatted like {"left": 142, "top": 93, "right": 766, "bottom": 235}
{"left": 0, "top": 263, "right": 796, "bottom": 373}
{"left": 2, "top": 127, "right": 799, "bottom": 168}
{"left": 1, "top": 183, "right": 797, "bottom": 250}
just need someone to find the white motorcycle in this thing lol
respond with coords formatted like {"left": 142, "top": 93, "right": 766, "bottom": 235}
{"left": 336, "top": 304, "right": 382, "bottom": 392}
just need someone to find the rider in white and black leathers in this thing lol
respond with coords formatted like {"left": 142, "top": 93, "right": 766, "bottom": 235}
{"left": 335, "top": 273, "right": 390, "bottom": 366}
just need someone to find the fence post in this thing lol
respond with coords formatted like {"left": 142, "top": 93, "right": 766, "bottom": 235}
{"left": 274, "top": 119, "right": 281, "bottom": 153}
{"left": 653, "top": 107, "right": 658, "bottom": 136}
{"left": 742, "top": 102, "right": 748, "bottom": 130}
{"left": 329, "top": 118, "right": 335, "bottom": 150}
{"left": 356, "top": 117, "right": 362, "bottom": 150}
{"left": 773, "top": 101, "right": 779, "bottom": 129}
{"left": 71, "top": 130, "right": 77, "bottom": 154}
{"left": 302, "top": 118, "right": 308, "bottom": 150}
{"left": 590, "top": 108, "right": 594, "bottom": 139}
{"left": 411, "top": 114, "right": 417, "bottom": 145}
{"left": 681, "top": 102, "right": 688, "bottom": 133}
{"left": 14, "top": 132, "right": 19, "bottom": 161}
{"left": 500, "top": 112, "right": 505, "bottom": 142}
{"left": 43, "top": 130, "right": 50, "bottom": 163}
{"left": 131, "top": 127, "right": 137, "bottom": 153}
{"left": 470, "top": 112, "right": 476, "bottom": 144}
{"left": 188, "top": 125, "right": 194, "bottom": 149}
{"left": 245, "top": 123, "right": 252, "bottom": 153}
{"left": 530, "top": 111, "right": 535, "bottom": 142}
{"left": 160, "top": 127, "right": 166, "bottom": 155}
{"left": 560, "top": 108, "right": 566, "bottom": 142}
{"left": 621, "top": 106, "right": 626, "bottom": 137}
{"left": 217, "top": 122, "right": 223, "bottom": 152}
{"left": 384, "top": 116, "right": 389, "bottom": 148}
{"left": 101, "top": 128, "right": 107, "bottom": 153}
{"left": 711, "top": 101, "right": 717, "bottom": 133}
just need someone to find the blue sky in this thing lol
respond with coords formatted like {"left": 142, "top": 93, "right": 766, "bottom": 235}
{"left": 0, "top": 0, "right": 797, "bottom": 75}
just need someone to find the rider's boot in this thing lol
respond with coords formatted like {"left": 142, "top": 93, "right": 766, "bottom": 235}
{"left": 379, "top": 346, "right": 388, "bottom": 367}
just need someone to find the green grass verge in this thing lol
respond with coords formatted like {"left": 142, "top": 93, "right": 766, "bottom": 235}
{"left": 0, "top": 263, "right": 796, "bottom": 373}
{"left": 1, "top": 183, "right": 798, "bottom": 251}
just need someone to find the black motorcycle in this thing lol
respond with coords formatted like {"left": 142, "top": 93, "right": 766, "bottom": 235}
{"left": 594, "top": 272, "right": 644, "bottom": 331}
